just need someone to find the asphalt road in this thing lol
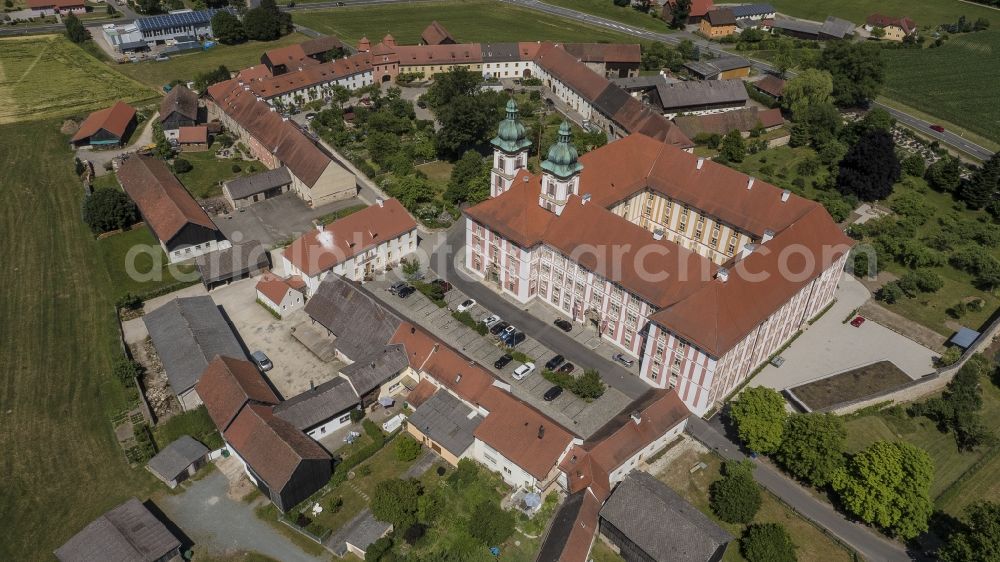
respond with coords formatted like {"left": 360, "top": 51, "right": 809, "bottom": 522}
{"left": 687, "top": 416, "right": 913, "bottom": 562}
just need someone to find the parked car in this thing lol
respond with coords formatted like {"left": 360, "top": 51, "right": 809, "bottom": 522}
{"left": 481, "top": 314, "right": 501, "bottom": 327}
{"left": 305, "top": 113, "right": 317, "bottom": 121}
{"left": 770, "top": 356, "right": 785, "bottom": 368}
{"left": 432, "top": 279, "right": 453, "bottom": 293}
{"left": 850, "top": 316, "right": 865, "bottom": 328}
{"left": 557, "top": 362, "right": 575, "bottom": 374}
{"left": 456, "top": 299, "right": 477, "bottom": 312}
{"left": 490, "top": 321, "right": 510, "bottom": 336}
{"left": 930, "top": 124, "right": 946, "bottom": 133}
{"left": 251, "top": 351, "right": 273, "bottom": 371}
{"left": 553, "top": 318, "right": 573, "bottom": 332}
{"left": 155, "top": 55, "right": 170, "bottom": 62}
{"left": 512, "top": 362, "right": 535, "bottom": 381}
{"left": 494, "top": 354, "right": 513, "bottom": 369}
{"left": 388, "top": 281, "right": 408, "bottom": 294}
{"left": 543, "top": 386, "right": 563, "bottom": 401}
{"left": 505, "top": 332, "right": 526, "bottom": 348}
{"left": 612, "top": 353, "right": 635, "bottom": 368}
{"left": 544, "top": 355, "right": 565, "bottom": 371}
{"left": 397, "top": 286, "right": 416, "bottom": 298}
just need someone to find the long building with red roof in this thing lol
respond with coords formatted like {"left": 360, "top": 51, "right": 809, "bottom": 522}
{"left": 464, "top": 101, "right": 852, "bottom": 415}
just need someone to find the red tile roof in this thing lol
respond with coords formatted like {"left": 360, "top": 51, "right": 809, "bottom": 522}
{"left": 282, "top": 199, "right": 417, "bottom": 277}
{"left": 248, "top": 52, "right": 373, "bottom": 99}
{"left": 177, "top": 125, "right": 208, "bottom": 144}
{"left": 558, "top": 490, "right": 602, "bottom": 562}
{"left": 706, "top": 8, "right": 737, "bottom": 26}
{"left": 866, "top": 13, "right": 916, "bottom": 34}
{"left": 475, "top": 387, "right": 574, "bottom": 481}
{"left": 405, "top": 378, "right": 438, "bottom": 409}
{"left": 562, "top": 43, "right": 641, "bottom": 64}
{"left": 255, "top": 272, "right": 297, "bottom": 306}
{"left": 535, "top": 42, "right": 612, "bottom": 101}
{"left": 753, "top": 75, "right": 786, "bottom": 98}
{"left": 668, "top": 0, "right": 714, "bottom": 17}
{"left": 394, "top": 43, "right": 483, "bottom": 65}
{"left": 71, "top": 101, "right": 136, "bottom": 143}
{"left": 224, "top": 404, "right": 330, "bottom": 491}
{"left": 673, "top": 107, "right": 784, "bottom": 138}
{"left": 421, "top": 20, "right": 455, "bottom": 45}
{"left": 117, "top": 155, "right": 218, "bottom": 245}
{"left": 650, "top": 205, "right": 854, "bottom": 356}
{"left": 197, "top": 356, "right": 279, "bottom": 431}
{"left": 28, "top": 0, "right": 84, "bottom": 8}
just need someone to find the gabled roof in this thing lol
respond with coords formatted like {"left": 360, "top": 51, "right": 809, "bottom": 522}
{"left": 71, "top": 101, "right": 136, "bottom": 142}
{"left": 160, "top": 85, "right": 198, "bottom": 123}
{"left": 224, "top": 404, "right": 330, "bottom": 492}
{"left": 407, "top": 390, "right": 482, "bottom": 456}
{"left": 654, "top": 78, "right": 748, "bottom": 111}
{"left": 255, "top": 272, "right": 300, "bottom": 305}
{"left": 600, "top": 471, "right": 732, "bottom": 562}
{"left": 272, "top": 376, "right": 359, "bottom": 431}
{"left": 705, "top": 9, "right": 737, "bottom": 26}
{"left": 28, "top": 0, "right": 85, "bottom": 8}
{"left": 753, "top": 74, "right": 786, "bottom": 97}
{"left": 54, "top": 498, "right": 180, "bottom": 562}
{"left": 147, "top": 435, "right": 209, "bottom": 480}
{"left": 144, "top": 296, "right": 246, "bottom": 394}
{"left": 304, "top": 276, "right": 403, "bottom": 361}
{"left": 421, "top": 20, "right": 455, "bottom": 45}
{"left": 405, "top": 378, "right": 438, "bottom": 409}
{"left": 282, "top": 198, "right": 417, "bottom": 277}
{"left": 866, "top": 13, "right": 916, "bottom": 34}
{"left": 650, "top": 204, "right": 854, "bottom": 356}
{"left": 667, "top": 0, "right": 714, "bottom": 18}
{"left": 177, "top": 125, "right": 207, "bottom": 144}
{"left": 117, "top": 155, "right": 218, "bottom": 245}
{"left": 475, "top": 386, "right": 574, "bottom": 480}
{"left": 728, "top": 3, "right": 775, "bottom": 19}
{"left": 339, "top": 344, "right": 409, "bottom": 396}
{"left": 673, "top": 106, "right": 784, "bottom": 138}
{"left": 196, "top": 240, "right": 269, "bottom": 285}
{"left": 196, "top": 355, "right": 279, "bottom": 431}
{"left": 562, "top": 43, "right": 641, "bottom": 64}
{"left": 394, "top": 43, "right": 483, "bottom": 65}
{"left": 683, "top": 56, "right": 750, "bottom": 77}
{"left": 820, "top": 16, "right": 856, "bottom": 38}
{"left": 225, "top": 166, "right": 292, "bottom": 200}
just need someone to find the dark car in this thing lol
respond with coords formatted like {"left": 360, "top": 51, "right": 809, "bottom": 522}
{"left": 431, "top": 279, "right": 453, "bottom": 293}
{"left": 553, "top": 319, "right": 573, "bottom": 332}
{"left": 544, "top": 355, "right": 565, "bottom": 371}
{"left": 397, "top": 286, "right": 415, "bottom": 298}
{"left": 490, "top": 321, "right": 510, "bottom": 336}
{"left": 930, "top": 124, "right": 946, "bottom": 133}
{"left": 504, "top": 331, "right": 526, "bottom": 348}
{"left": 543, "top": 386, "right": 563, "bottom": 401}
{"left": 494, "top": 354, "right": 513, "bottom": 369}
{"left": 557, "top": 362, "right": 575, "bottom": 374}
{"left": 388, "top": 281, "right": 408, "bottom": 294}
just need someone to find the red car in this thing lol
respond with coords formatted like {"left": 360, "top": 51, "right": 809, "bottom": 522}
{"left": 850, "top": 316, "right": 865, "bottom": 328}
{"left": 930, "top": 124, "right": 946, "bottom": 133}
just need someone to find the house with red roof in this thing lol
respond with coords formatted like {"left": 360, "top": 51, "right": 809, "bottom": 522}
{"left": 865, "top": 14, "right": 917, "bottom": 41}
{"left": 663, "top": 0, "right": 714, "bottom": 24}
{"left": 27, "top": 0, "right": 84, "bottom": 16}
{"left": 70, "top": 101, "right": 136, "bottom": 147}
{"left": 255, "top": 273, "right": 306, "bottom": 317}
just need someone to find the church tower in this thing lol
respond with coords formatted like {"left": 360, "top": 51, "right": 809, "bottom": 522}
{"left": 490, "top": 99, "right": 531, "bottom": 198}
{"left": 539, "top": 122, "right": 583, "bottom": 215}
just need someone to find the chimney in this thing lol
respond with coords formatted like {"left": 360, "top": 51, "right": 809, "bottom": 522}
{"left": 630, "top": 411, "right": 642, "bottom": 425}
{"left": 696, "top": 157, "right": 705, "bottom": 170}
{"left": 762, "top": 229, "right": 774, "bottom": 244}
{"left": 433, "top": 343, "right": 440, "bottom": 352}
{"left": 582, "top": 193, "right": 592, "bottom": 205}
{"left": 781, "top": 190, "right": 790, "bottom": 202}
{"left": 310, "top": 380, "right": 315, "bottom": 391}
{"left": 537, "top": 425, "right": 545, "bottom": 439}
{"left": 455, "top": 374, "right": 462, "bottom": 383}
{"left": 747, "top": 176, "right": 755, "bottom": 190}
{"left": 523, "top": 176, "right": 529, "bottom": 183}
{"left": 740, "top": 242, "right": 757, "bottom": 259}
{"left": 716, "top": 268, "right": 729, "bottom": 282}
{"left": 652, "top": 229, "right": 664, "bottom": 241}
{"left": 410, "top": 326, "right": 416, "bottom": 334}
{"left": 376, "top": 197, "right": 384, "bottom": 208}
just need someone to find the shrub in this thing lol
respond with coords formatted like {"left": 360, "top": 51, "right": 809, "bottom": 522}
{"left": 741, "top": 523, "right": 796, "bottom": 562}
{"left": 468, "top": 501, "right": 516, "bottom": 545}
{"left": 116, "top": 293, "right": 142, "bottom": 311}
{"left": 365, "top": 536, "right": 392, "bottom": 561}
{"left": 710, "top": 461, "right": 761, "bottom": 524}
{"left": 327, "top": 496, "right": 343, "bottom": 513}
{"left": 371, "top": 478, "right": 421, "bottom": 529}
{"left": 113, "top": 358, "right": 142, "bottom": 385}
{"left": 83, "top": 188, "right": 139, "bottom": 233}
{"left": 395, "top": 434, "right": 422, "bottom": 462}
{"left": 173, "top": 158, "right": 192, "bottom": 173}
{"left": 403, "top": 523, "right": 426, "bottom": 545}
{"left": 231, "top": 163, "right": 242, "bottom": 173}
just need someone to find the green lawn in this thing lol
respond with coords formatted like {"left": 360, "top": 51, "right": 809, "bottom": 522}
{"left": 176, "top": 150, "right": 263, "bottom": 199}
{"left": 152, "top": 405, "right": 223, "bottom": 450}
{"left": 0, "top": 119, "right": 160, "bottom": 561}
{"left": 881, "top": 30, "right": 1000, "bottom": 146}
{"left": 543, "top": 0, "right": 671, "bottom": 33}
{"left": 765, "top": 0, "right": 999, "bottom": 27}
{"left": 0, "top": 35, "right": 158, "bottom": 124}
{"left": 96, "top": 226, "right": 199, "bottom": 300}
{"left": 111, "top": 33, "right": 309, "bottom": 90}
{"left": 658, "top": 449, "right": 855, "bottom": 562}
{"left": 293, "top": 0, "right": 639, "bottom": 45}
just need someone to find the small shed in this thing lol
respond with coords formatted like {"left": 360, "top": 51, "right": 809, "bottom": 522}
{"left": 195, "top": 239, "right": 270, "bottom": 290}
{"left": 950, "top": 327, "right": 980, "bottom": 350}
{"left": 223, "top": 166, "right": 293, "bottom": 209}
{"left": 147, "top": 435, "right": 210, "bottom": 488}
{"left": 177, "top": 125, "right": 209, "bottom": 151}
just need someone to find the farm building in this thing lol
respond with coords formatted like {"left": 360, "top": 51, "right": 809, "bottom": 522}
{"left": 272, "top": 376, "right": 360, "bottom": 440}
{"left": 196, "top": 239, "right": 269, "bottom": 290}
{"left": 683, "top": 56, "right": 751, "bottom": 80}
{"left": 673, "top": 106, "right": 784, "bottom": 139}
{"left": 160, "top": 85, "right": 200, "bottom": 138}
{"left": 699, "top": 9, "right": 738, "bottom": 38}
{"left": 117, "top": 154, "right": 230, "bottom": 262}
{"left": 223, "top": 166, "right": 294, "bottom": 209}
{"left": 649, "top": 78, "right": 749, "bottom": 118}
{"left": 337, "top": 343, "right": 410, "bottom": 405}
{"left": 663, "top": 0, "right": 714, "bottom": 24}
{"left": 774, "top": 16, "right": 856, "bottom": 40}
{"left": 421, "top": 20, "right": 456, "bottom": 45}
{"left": 255, "top": 272, "right": 307, "bottom": 317}
{"left": 728, "top": 3, "right": 775, "bottom": 27}
{"left": 54, "top": 498, "right": 181, "bottom": 562}
{"left": 146, "top": 435, "right": 209, "bottom": 488}
{"left": 144, "top": 295, "right": 247, "bottom": 411}
{"left": 752, "top": 74, "right": 785, "bottom": 100}
{"left": 135, "top": 8, "right": 237, "bottom": 46}
{"left": 406, "top": 389, "right": 483, "bottom": 466}
{"left": 27, "top": 0, "right": 85, "bottom": 16}
{"left": 70, "top": 101, "right": 137, "bottom": 148}
{"left": 177, "top": 126, "right": 208, "bottom": 150}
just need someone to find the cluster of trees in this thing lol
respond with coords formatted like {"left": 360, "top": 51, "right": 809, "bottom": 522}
{"left": 728, "top": 387, "right": 934, "bottom": 539}
{"left": 938, "top": 501, "right": 1000, "bottom": 561}
{"left": 708, "top": 461, "right": 796, "bottom": 561}
{"left": 541, "top": 369, "right": 606, "bottom": 400}
{"left": 423, "top": 68, "right": 504, "bottom": 159}
{"left": 211, "top": 0, "right": 292, "bottom": 45}
{"left": 64, "top": 13, "right": 89, "bottom": 44}
{"left": 444, "top": 150, "right": 490, "bottom": 205}
{"left": 83, "top": 187, "right": 139, "bottom": 234}
{"left": 640, "top": 39, "right": 697, "bottom": 72}
{"left": 941, "top": 15, "right": 991, "bottom": 33}
{"left": 909, "top": 355, "right": 995, "bottom": 451}
{"left": 193, "top": 65, "right": 231, "bottom": 93}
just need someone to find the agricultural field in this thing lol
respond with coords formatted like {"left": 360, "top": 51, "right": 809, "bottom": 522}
{"left": 0, "top": 119, "right": 159, "bottom": 561}
{"left": 881, "top": 30, "right": 1000, "bottom": 146}
{"left": 766, "top": 0, "right": 999, "bottom": 28}
{"left": 0, "top": 35, "right": 157, "bottom": 123}
{"left": 110, "top": 33, "right": 309, "bottom": 90}
{"left": 543, "top": 0, "right": 671, "bottom": 33}
{"left": 293, "top": 0, "right": 638, "bottom": 45}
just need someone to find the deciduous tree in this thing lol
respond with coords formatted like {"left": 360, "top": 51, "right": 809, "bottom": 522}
{"left": 468, "top": 501, "right": 516, "bottom": 545}
{"left": 444, "top": 150, "right": 488, "bottom": 204}
{"left": 782, "top": 68, "right": 833, "bottom": 117}
{"left": 729, "top": 386, "right": 787, "bottom": 454}
{"left": 938, "top": 501, "right": 1000, "bottom": 562}
{"left": 814, "top": 41, "right": 885, "bottom": 107}
{"left": 836, "top": 130, "right": 900, "bottom": 201}
{"left": 741, "top": 523, "right": 796, "bottom": 562}
{"left": 211, "top": 11, "right": 245, "bottom": 45}
{"left": 961, "top": 153, "right": 1000, "bottom": 209}
{"left": 370, "top": 478, "right": 421, "bottom": 529}
{"left": 710, "top": 460, "right": 761, "bottom": 524}
{"left": 64, "top": 13, "right": 88, "bottom": 43}
{"left": 924, "top": 156, "right": 962, "bottom": 193}
{"left": 83, "top": 188, "right": 139, "bottom": 233}
{"left": 775, "top": 413, "right": 846, "bottom": 487}
{"left": 719, "top": 130, "right": 746, "bottom": 162}
{"left": 395, "top": 434, "right": 422, "bottom": 461}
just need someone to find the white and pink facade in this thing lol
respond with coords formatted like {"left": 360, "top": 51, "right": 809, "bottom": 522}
{"left": 463, "top": 103, "right": 853, "bottom": 416}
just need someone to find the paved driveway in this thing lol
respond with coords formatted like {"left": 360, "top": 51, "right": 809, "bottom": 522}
{"left": 157, "top": 470, "right": 328, "bottom": 562}
{"left": 214, "top": 192, "right": 364, "bottom": 249}
{"left": 751, "top": 275, "right": 937, "bottom": 392}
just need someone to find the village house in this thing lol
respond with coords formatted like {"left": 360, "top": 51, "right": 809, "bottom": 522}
{"left": 260, "top": 35, "right": 347, "bottom": 75}
{"left": 54, "top": 498, "right": 181, "bottom": 562}
{"left": 865, "top": 14, "right": 917, "bottom": 41}
{"left": 117, "top": 155, "right": 230, "bottom": 262}
{"left": 405, "top": 388, "right": 483, "bottom": 466}
{"left": 272, "top": 377, "right": 360, "bottom": 440}
{"left": 663, "top": 0, "right": 714, "bottom": 24}
{"left": 699, "top": 9, "right": 738, "bottom": 38}
{"left": 70, "top": 101, "right": 137, "bottom": 148}
{"left": 27, "top": 0, "right": 85, "bottom": 17}
{"left": 281, "top": 198, "right": 418, "bottom": 294}
{"left": 255, "top": 272, "right": 307, "bottom": 317}
{"left": 160, "top": 85, "right": 200, "bottom": 139}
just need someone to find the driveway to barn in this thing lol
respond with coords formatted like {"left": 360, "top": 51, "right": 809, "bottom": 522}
{"left": 750, "top": 275, "right": 938, "bottom": 393}
{"left": 157, "top": 469, "right": 328, "bottom": 562}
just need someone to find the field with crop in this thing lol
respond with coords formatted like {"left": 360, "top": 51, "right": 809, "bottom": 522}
{"left": 293, "top": 0, "right": 638, "bottom": 45}
{"left": 881, "top": 30, "right": 1000, "bottom": 145}
{"left": 766, "top": 0, "right": 999, "bottom": 28}
{"left": 543, "top": 0, "right": 671, "bottom": 33}
{"left": 0, "top": 35, "right": 157, "bottom": 124}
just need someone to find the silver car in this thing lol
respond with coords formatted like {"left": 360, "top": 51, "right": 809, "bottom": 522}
{"left": 252, "top": 351, "right": 273, "bottom": 371}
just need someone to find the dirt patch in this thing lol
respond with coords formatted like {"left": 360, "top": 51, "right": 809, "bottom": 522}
{"left": 131, "top": 337, "right": 179, "bottom": 419}
{"left": 859, "top": 300, "right": 948, "bottom": 352}
{"left": 789, "top": 360, "right": 913, "bottom": 411}
{"left": 60, "top": 119, "right": 79, "bottom": 135}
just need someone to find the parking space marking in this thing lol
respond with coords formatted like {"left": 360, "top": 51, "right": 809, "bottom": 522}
{"left": 561, "top": 401, "right": 588, "bottom": 417}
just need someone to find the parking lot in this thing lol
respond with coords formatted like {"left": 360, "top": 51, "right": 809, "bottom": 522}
{"left": 368, "top": 275, "right": 632, "bottom": 439}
